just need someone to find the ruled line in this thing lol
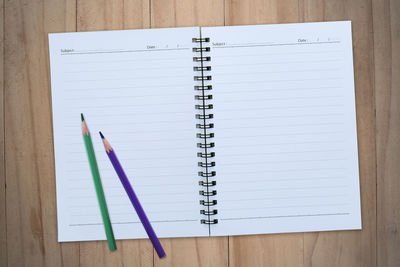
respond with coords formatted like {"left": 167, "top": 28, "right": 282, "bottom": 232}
{"left": 219, "top": 167, "right": 346, "bottom": 176}
{"left": 213, "top": 86, "right": 343, "bottom": 95}
{"left": 216, "top": 130, "right": 342, "bottom": 137}
{"left": 63, "top": 74, "right": 188, "bottom": 83}
{"left": 69, "top": 219, "right": 198, "bottom": 226}
{"left": 64, "top": 83, "right": 192, "bottom": 92}
{"left": 222, "top": 185, "right": 347, "bottom": 194}
{"left": 215, "top": 104, "right": 344, "bottom": 112}
{"left": 218, "top": 158, "right": 345, "bottom": 167}
{"left": 64, "top": 65, "right": 188, "bottom": 73}
{"left": 213, "top": 60, "right": 340, "bottom": 67}
{"left": 215, "top": 68, "right": 341, "bottom": 76}
{"left": 218, "top": 149, "right": 345, "bottom": 157}
{"left": 222, "top": 194, "right": 347, "bottom": 202}
{"left": 71, "top": 209, "right": 195, "bottom": 216}
{"left": 61, "top": 47, "right": 189, "bottom": 55}
{"left": 223, "top": 203, "right": 347, "bottom": 211}
{"left": 212, "top": 41, "right": 340, "bottom": 49}
{"left": 215, "top": 95, "right": 344, "bottom": 104}
{"left": 225, "top": 122, "right": 343, "bottom": 129}
{"left": 214, "top": 77, "right": 343, "bottom": 85}
{"left": 64, "top": 92, "right": 194, "bottom": 100}
{"left": 63, "top": 101, "right": 192, "bottom": 109}
{"left": 212, "top": 50, "right": 342, "bottom": 58}
{"left": 217, "top": 140, "right": 345, "bottom": 149}
{"left": 220, "top": 213, "right": 350, "bottom": 221}
{"left": 221, "top": 176, "right": 347, "bottom": 185}
{"left": 64, "top": 56, "right": 188, "bottom": 64}
{"left": 68, "top": 191, "right": 193, "bottom": 199}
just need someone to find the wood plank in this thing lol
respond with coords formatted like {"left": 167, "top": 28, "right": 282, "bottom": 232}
{"left": 76, "top": 1, "right": 153, "bottom": 266}
{"left": 4, "top": 0, "right": 76, "bottom": 266}
{"left": 372, "top": 0, "right": 400, "bottom": 266}
{"left": 229, "top": 234, "right": 303, "bottom": 267}
{"left": 60, "top": 242, "right": 80, "bottom": 267}
{"left": 225, "top": 0, "right": 301, "bottom": 25}
{"left": 77, "top": 0, "right": 150, "bottom": 31}
{"left": 151, "top": 0, "right": 224, "bottom": 27}
{"left": 45, "top": 1, "right": 78, "bottom": 265}
{"left": 79, "top": 239, "right": 153, "bottom": 267}
{"left": 155, "top": 237, "right": 228, "bottom": 267}
{"left": 224, "top": 1, "right": 304, "bottom": 266}
{"left": 0, "top": 0, "right": 5, "bottom": 266}
{"left": 151, "top": 1, "right": 228, "bottom": 266}
{"left": 302, "top": 0, "right": 377, "bottom": 266}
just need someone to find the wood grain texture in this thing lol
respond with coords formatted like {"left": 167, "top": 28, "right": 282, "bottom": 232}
{"left": 76, "top": 0, "right": 153, "bottom": 266}
{"left": 0, "top": 0, "right": 5, "bottom": 266}
{"left": 151, "top": 0, "right": 224, "bottom": 28}
{"left": 225, "top": 0, "right": 301, "bottom": 25}
{"left": 77, "top": 0, "right": 150, "bottom": 31}
{"left": 151, "top": 1, "right": 228, "bottom": 266}
{"left": 4, "top": 0, "right": 75, "bottom": 266}
{"left": 2, "top": 0, "right": 399, "bottom": 266}
{"left": 229, "top": 234, "right": 303, "bottom": 267}
{"left": 45, "top": 2, "right": 78, "bottom": 265}
{"left": 302, "top": 0, "right": 377, "bottom": 267}
{"left": 373, "top": 0, "right": 400, "bottom": 266}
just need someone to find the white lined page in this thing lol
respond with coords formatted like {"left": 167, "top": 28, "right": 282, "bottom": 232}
{"left": 49, "top": 27, "right": 208, "bottom": 241}
{"left": 202, "top": 21, "right": 361, "bottom": 236}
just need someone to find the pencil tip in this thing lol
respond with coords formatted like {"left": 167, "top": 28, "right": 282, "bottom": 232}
{"left": 81, "top": 113, "right": 85, "bottom": 121}
{"left": 99, "top": 131, "right": 104, "bottom": 139}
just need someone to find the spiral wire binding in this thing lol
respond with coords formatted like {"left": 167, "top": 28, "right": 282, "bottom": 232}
{"left": 193, "top": 36, "right": 218, "bottom": 226}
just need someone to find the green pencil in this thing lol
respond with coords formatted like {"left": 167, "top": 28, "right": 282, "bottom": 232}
{"left": 81, "top": 113, "right": 116, "bottom": 251}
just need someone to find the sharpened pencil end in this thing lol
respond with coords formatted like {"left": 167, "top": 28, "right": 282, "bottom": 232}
{"left": 99, "top": 131, "right": 104, "bottom": 139}
{"left": 81, "top": 113, "right": 85, "bottom": 121}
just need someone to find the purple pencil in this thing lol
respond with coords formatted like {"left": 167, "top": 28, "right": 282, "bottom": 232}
{"left": 99, "top": 131, "right": 166, "bottom": 258}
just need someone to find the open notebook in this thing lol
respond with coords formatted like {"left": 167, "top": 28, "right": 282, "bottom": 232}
{"left": 49, "top": 21, "right": 361, "bottom": 242}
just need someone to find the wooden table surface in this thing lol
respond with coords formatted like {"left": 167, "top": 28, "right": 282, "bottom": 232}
{"left": 0, "top": 0, "right": 399, "bottom": 266}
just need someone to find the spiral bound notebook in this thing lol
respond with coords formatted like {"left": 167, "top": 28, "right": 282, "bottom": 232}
{"left": 49, "top": 21, "right": 361, "bottom": 242}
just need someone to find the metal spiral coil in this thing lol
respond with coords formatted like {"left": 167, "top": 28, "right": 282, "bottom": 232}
{"left": 197, "top": 133, "right": 214, "bottom": 139}
{"left": 200, "top": 210, "right": 218, "bottom": 215}
{"left": 193, "top": 56, "right": 211, "bottom": 62}
{"left": 196, "top": 123, "right": 214, "bottom": 129}
{"left": 197, "top": 152, "right": 215, "bottom": 158}
{"left": 198, "top": 162, "right": 216, "bottom": 167}
{"left": 198, "top": 171, "right": 216, "bottom": 177}
{"left": 193, "top": 47, "right": 211, "bottom": 52}
{"left": 199, "top": 190, "right": 217, "bottom": 196}
{"left": 194, "top": 85, "right": 212, "bottom": 90}
{"left": 193, "top": 36, "right": 217, "bottom": 225}
{"left": 194, "top": 75, "right": 212, "bottom": 81}
{"left": 194, "top": 66, "right": 211, "bottom": 71}
{"left": 199, "top": 180, "right": 216, "bottom": 186}
{"left": 192, "top": 37, "right": 210, "bottom": 42}
{"left": 196, "top": 114, "right": 214, "bottom": 119}
{"left": 197, "top": 142, "right": 215, "bottom": 148}
{"left": 200, "top": 200, "right": 217, "bottom": 206}
{"left": 200, "top": 219, "right": 218, "bottom": 224}
{"left": 195, "top": 104, "right": 213, "bottom": 110}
